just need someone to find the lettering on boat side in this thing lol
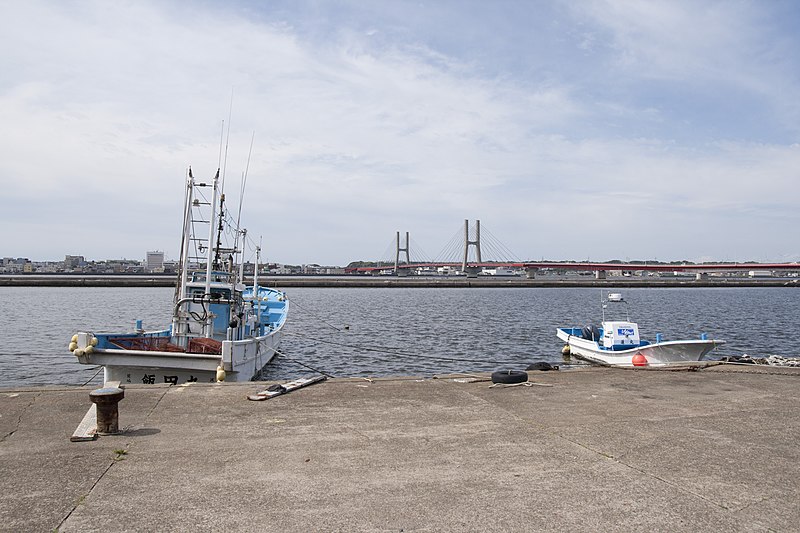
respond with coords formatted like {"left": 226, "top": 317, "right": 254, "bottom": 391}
{"left": 618, "top": 328, "right": 635, "bottom": 335}
{"left": 133, "top": 373, "right": 207, "bottom": 384}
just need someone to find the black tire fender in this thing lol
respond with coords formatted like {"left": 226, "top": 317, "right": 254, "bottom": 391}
{"left": 491, "top": 370, "right": 528, "bottom": 384}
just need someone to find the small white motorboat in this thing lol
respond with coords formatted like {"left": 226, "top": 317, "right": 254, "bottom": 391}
{"left": 556, "top": 292, "right": 724, "bottom": 367}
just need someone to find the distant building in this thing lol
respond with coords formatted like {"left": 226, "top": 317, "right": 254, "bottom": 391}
{"left": 268, "top": 264, "right": 293, "bottom": 275}
{"left": 146, "top": 251, "right": 165, "bottom": 272}
{"left": 64, "top": 255, "right": 85, "bottom": 270}
{"left": 0, "top": 257, "right": 30, "bottom": 273}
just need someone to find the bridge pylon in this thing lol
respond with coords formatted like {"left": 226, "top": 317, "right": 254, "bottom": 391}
{"left": 462, "top": 219, "right": 482, "bottom": 274}
{"left": 395, "top": 231, "right": 410, "bottom": 275}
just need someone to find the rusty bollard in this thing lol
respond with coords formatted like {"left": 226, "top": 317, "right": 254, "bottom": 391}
{"left": 89, "top": 387, "right": 125, "bottom": 435}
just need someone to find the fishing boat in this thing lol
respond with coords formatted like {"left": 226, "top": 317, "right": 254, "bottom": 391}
{"left": 70, "top": 167, "right": 288, "bottom": 385}
{"left": 556, "top": 292, "right": 723, "bottom": 367}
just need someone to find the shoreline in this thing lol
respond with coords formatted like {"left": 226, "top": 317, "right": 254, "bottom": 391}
{"left": 1, "top": 274, "right": 798, "bottom": 288}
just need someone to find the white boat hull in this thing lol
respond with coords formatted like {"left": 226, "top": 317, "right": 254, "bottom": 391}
{"left": 76, "top": 329, "right": 283, "bottom": 385}
{"left": 557, "top": 328, "right": 723, "bottom": 367}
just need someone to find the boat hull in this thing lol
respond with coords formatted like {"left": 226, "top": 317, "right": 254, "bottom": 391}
{"left": 75, "top": 329, "right": 283, "bottom": 385}
{"left": 557, "top": 328, "right": 723, "bottom": 367}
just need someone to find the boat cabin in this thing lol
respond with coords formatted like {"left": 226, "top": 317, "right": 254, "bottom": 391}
{"left": 601, "top": 321, "right": 640, "bottom": 350}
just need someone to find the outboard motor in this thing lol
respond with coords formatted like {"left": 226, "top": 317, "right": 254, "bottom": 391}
{"left": 582, "top": 325, "right": 601, "bottom": 341}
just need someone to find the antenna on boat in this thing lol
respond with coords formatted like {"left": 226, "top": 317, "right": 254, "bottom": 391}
{"left": 220, "top": 90, "right": 234, "bottom": 194}
{"left": 601, "top": 290, "right": 606, "bottom": 322}
{"left": 233, "top": 131, "right": 255, "bottom": 265}
{"left": 212, "top": 169, "right": 225, "bottom": 270}
{"left": 236, "top": 132, "right": 254, "bottom": 231}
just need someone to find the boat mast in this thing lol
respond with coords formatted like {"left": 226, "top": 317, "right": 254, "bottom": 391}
{"left": 203, "top": 170, "right": 220, "bottom": 337}
{"left": 238, "top": 229, "right": 247, "bottom": 282}
{"left": 172, "top": 168, "right": 196, "bottom": 338}
{"left": 176, "top": 168, "right": 195, "bottom": 302}
{"left": 212, "top": 191, "right": 226, "bottom": 271}
{"left": 254, "top": 243, "right": 261, "bottom": 329}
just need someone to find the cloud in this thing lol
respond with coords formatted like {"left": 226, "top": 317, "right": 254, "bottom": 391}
{"left": 571, "top": 0, "right": 800, "bottom": 131}
{"left": 0, "top": 1, "right": 798, "bottom": 264}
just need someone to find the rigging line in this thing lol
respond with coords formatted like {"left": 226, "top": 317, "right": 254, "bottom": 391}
{"left": 286, "top": 297, "right": 347, "bottom": 332}
{"left": 230, "top": 130, "right": 254, "bottom": 270}
{"left": 236, "top": 131, "right": 255, "bottom": 233}
{"left": 217, "top": 120, "right": 225, "bottom": 172}
{"left": 285, "top": 331, "right": 524, "bottom": 365}
{"left": 221, "top": 90, "right": 234, "bottom": 194}
{"left": 274, "top": 348, "right": 336, "bottom": 378}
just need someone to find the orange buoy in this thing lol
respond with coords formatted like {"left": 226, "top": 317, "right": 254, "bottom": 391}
{"left": 632, "top": 353, "right": 648, "bottom": 367}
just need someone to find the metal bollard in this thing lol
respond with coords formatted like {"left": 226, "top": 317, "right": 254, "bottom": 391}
{"left": 89, "top": 387, "right": 125, "bottom": 435}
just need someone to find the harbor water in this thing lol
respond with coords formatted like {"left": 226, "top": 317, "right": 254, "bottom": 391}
{"left": 1, "top": 286, "right": 798, "bottom": 388}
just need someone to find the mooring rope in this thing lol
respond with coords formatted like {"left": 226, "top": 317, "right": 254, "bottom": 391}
{"left": 273, "top": 348, "right": 336, "bottom": 378}
{"left": 80, "top": 366, "right": 104, "bottom": 386}
{"left": 285, "top": 297, "right": 349, "bottom": 332}
{"left": 284, "top": 330, "right": 528, "bottom": 366}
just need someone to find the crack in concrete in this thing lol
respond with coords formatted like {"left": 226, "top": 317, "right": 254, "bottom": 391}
{"left": 0, "top": 393, "right": 38, "bottom": 443}
{"left": 554, "top": 432, "right": 730, "bottom": 511}
{"left": 56, "top": 386, "right": 172, "bottom": 531}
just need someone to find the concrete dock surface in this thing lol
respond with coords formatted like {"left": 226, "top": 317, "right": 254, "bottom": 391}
{"left": 1, "top": 365, "right": 799, "bottom": 532}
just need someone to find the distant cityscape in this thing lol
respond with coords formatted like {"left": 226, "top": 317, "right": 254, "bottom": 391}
{"left": 0, "top": 252, "right": 345, "bottom": 276}
{"left": 2, "top": 251, "right": 798, "bottom": 279}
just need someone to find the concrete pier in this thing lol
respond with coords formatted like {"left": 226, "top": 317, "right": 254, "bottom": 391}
{"left": 1, "top": 365, "right": 799, "bottom": 531}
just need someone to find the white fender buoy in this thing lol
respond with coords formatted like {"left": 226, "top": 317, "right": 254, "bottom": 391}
{"left": 216, "top": 365, "right": 226, "bottom": 382}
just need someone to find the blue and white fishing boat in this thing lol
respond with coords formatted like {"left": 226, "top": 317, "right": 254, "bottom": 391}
{"left": 71, "top": 167, "right": 287, "bottom": 384}
{"left": 556, "top": 292, "right": 723, "bottom": 367}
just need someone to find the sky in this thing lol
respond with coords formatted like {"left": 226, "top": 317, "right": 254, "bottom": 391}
{"left": 1, "top": 0, "right": 799, "bottom": 266}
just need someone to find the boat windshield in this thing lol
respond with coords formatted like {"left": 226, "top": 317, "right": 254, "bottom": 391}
{"left": 189, "top": 271, "right": 232, "bottom": 284}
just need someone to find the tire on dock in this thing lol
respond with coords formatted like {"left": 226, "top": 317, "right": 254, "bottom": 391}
{"left": 491, "top": 370, "right": 529, "bottom": 384}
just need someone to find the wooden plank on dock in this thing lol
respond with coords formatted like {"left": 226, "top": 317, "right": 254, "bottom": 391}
{"left": 70, "top": 404, "right": 97, "bottom": 442}
{"left": 248, "top": 375, "right": 326, "bottom": 401}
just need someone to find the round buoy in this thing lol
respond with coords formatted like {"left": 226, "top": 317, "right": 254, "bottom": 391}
{"left": 632, "top": 353, "right": 648, "bottom": 367}
{"left": 491, "top": 370, "right": 528, "bottom": 384}
{"left": 561, "top": 345, "right": 570, "bottom": 356}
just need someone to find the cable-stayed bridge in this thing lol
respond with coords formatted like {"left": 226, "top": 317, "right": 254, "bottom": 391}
{"left": 349, "top": 220, "right": 800, "bottom": 279}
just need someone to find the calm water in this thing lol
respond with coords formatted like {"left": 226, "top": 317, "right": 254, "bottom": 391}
{"left": 1, "top": 286, "right": 798, "bottom": 388}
